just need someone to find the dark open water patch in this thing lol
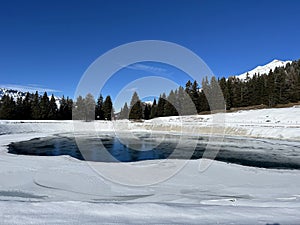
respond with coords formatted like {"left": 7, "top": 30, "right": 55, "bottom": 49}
{"left": 7, "top": 134, "right": 300, "bottom": 169}
{"left": 0, "top": 191, "right": 46, "bottom": 199}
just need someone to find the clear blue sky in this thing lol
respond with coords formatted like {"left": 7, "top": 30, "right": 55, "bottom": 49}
{"left": 1, "top": 0, "right": 300, "bottom": 104}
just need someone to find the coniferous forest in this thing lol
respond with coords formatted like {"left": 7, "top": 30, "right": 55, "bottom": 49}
{"left": 1, "top": 59, "right": 300, "bottom": 120}
{"left": 119, "top": 59, "right": 300, "bottom": 120}
{"left": 0, "top": 91, "right": 113, "bottom": 121}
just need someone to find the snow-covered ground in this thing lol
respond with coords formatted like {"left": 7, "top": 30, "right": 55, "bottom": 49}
{"left": 142, "top": 106, "right": 300, "bottom": 141}
{"left": 1, "top": 107, "right": 300, "bottom": 224}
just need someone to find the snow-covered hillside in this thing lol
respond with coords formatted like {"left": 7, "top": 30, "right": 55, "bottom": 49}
{"left": 0, "top": 87, "right": 61, "bottom": 107}
{"left": 0, "top": 87, "right": 27, "bottom": 101}
{"left": 234, "top": 59, "right": 292, "bottom": 81}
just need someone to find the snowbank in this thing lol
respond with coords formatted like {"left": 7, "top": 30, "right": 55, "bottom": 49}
{"left": 141, "top": 106, "right": 300, "bottom": 141}
{"left": 1, "top": 106, "right": 300, "bottom": 141}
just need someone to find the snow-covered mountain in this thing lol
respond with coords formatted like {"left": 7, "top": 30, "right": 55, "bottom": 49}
{"left": 0, "top": 87, "right": 61, "bottom": 107}
{"left": 234, "top": 59, "right": 292, "bottom": 81}
{"left": 0, "top": 88, "right": 27, "bottom": 101}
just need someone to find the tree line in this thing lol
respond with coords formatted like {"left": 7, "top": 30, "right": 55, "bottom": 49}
{"left": 0, "top": 91, "right": 73, "bottom": 120}
{"left": 0, "top": 91, "right": 113, "bottom": 120}
{"left": 1, "top": 59, "right": 300, "bottom": 120}
{"left": 73, "top": 94, "right": 113, "bottom": 121}
{"left": 119, "top": 59, "right": 300, "bottom": 120}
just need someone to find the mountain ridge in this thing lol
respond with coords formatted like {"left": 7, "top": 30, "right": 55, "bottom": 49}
{"left": 0, "top": 87, "right": 61, "bottom": 107}
{"left": 234, "top": 59, "right": 292, "bottom": 81}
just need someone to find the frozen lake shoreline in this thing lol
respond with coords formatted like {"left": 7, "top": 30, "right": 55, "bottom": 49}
{"left": 1, "top": 106, "right": 300, "bottom": 141}
{"left": 1, "top": 107, "right": 300, "bottom": 224}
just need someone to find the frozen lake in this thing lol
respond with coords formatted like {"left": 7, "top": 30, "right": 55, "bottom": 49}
{"left": 8, "top": 133, "right": 300, "bottom": 169}
{"left": 1, "top": 119, "right": 300, "bottom": 224}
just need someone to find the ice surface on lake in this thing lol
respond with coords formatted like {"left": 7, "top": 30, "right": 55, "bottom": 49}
{"left": 7, "top": 133, "right": 300, "bottom": 169}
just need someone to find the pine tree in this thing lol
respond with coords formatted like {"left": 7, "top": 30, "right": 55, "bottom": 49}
{"left": 200, "top": 78, "right": 210, "bottom": 112}
{"left": 129, "top": 92, "right": 143, "bottom": 120}
{"left": 119, "top": 102, "right": 129, "bottom": 119}
{"left": 266, "top": 70, "right": 276, "bottom": 107}
{"left": 73, "top": 95, "right": 85, "bottom": 120}
{"left": 66, "top": 97, "right": 73, "bottom": 119}
{"left": 129, "top": 100, "right": 143, "bottom": 120}
{"left": 164, "top": 90, "right": 178, "bottom": 116}
{"left": 103, "top": 95, "right": 113, "bottom": 120}
{"left": 15, "top": 97, "right": 23, "bottom": 119}
{"left": 130, "top": 92, "right": 139, "bottom": 108}
{"left": 58, "top": 95, "right": 73, "bottom": 120}
{"left": 156, "top": 93, "right": 166, "bottom": 117}
{"left": 40, "top": 92, "right": 50, "bottom": 119}
{"left": 190, "top": 80, "right": 200, "bottom": 113}
{"left": 143, "top": 104, "right": 151, "bottom": 120}
{"left": 150, "top": 98, "right": 157, "bottom": 119}
{"left": 48, "top": 94, "right": 58, "bottom": 119}
{"left": 219, "top": 77, "right": 231, "bottom": 110}
{"left": 183, "top": 80, "right": 197, "bottom": 114}
{"left": 22, "top": 92, "right": 32, "bottom": 119}
{"left": 58, "top": 95, "right": 68, "bottom": 120}
{"left": 0, "top": 95, "right": 16, "bottom": 119}
{"left": 84, "top": 93, "right": 96, "bottom": 121}
{"left": 31, "top": 91, "right": 40, "bottom": 119}
{"left": 209, "top": 76, "right": 225, "bottom": 111}
{"left": 185, "top": 80, "right": 192, "bottom": 93}
{"left": 95, "top": 94, "right": 104, "bottom": 120}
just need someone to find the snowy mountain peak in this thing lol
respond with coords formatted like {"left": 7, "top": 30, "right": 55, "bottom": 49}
{"left": 0, "top": 87, "right": 61, "bottom": 107}
{"left": 235, "top": 59, "right": 292, "bottom": 81}
{"left": 0, "top": 87, "right": 27, "bottom": 101}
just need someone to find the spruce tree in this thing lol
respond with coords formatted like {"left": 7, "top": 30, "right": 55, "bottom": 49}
{"left": 66, "top": 97, "right": 73, "bottom": 119}
{"left": 176, "top": 86, "right": 186, "bottom": 115}
{"left": 58, "top": 95, "right": 67, "bottom": 119}
{"left": 95, "top": 94, "right": 104, "bottom": 120}
{"left": 73, "top": 95, "right": 85, "bottom": 120}
{"left": 0, "top": 95, "right": 15, "bottom": 119}
{"left": 164, "top": 90, "right": 178, "bottom": 116}
{"left": 129, "top": 100, "right": 143, "bottom": 120}
{"left": 48, "top": 94, "right": 58, "bottom": 119}
{"left": 22, "top": 92, "right": 32, "bottom": 119}
{"left": 84, "top": 93, "right": 96, "bottom": 121}
{"left": 156, "top": 93, "right": 166, "bottom": 117}
{"left": 143, "top": 104, "right": 151, "bottom": 120}
{"left": 119, "top": 102, "right": 129, "bottom": 119}
{"left": 103, "top": 95, "right": 113, "bottom": 120}
{"left": 129, "top": 92, "right": 143, "bottom": 120}
{"left": 191, "top": 80, "right": 200, "bottom": 113}
{"left": 150, "top": 98, "right": 157, "bottom": 119}
{"left": 15, "top": 97, "right": 23, "bottom": 119}
{"left": 31, "top": 91, "right": 41, "bottom": 119}
{"left": 40, "top": 92, "right": 50, "bottom": 119}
